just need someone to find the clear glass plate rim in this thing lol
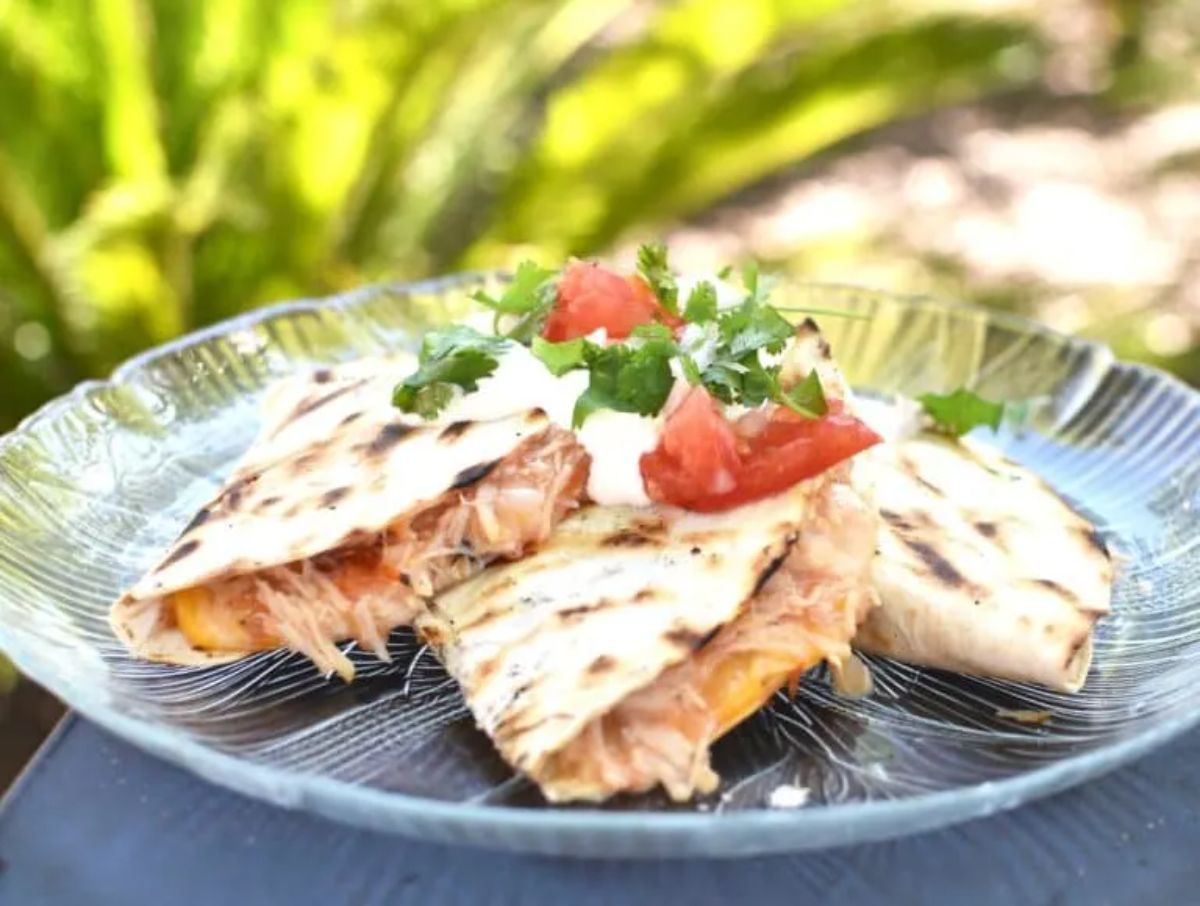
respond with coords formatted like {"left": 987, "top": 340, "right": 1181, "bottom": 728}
{"left": 2, "top": 274, "right": 1198, "bottom": 848}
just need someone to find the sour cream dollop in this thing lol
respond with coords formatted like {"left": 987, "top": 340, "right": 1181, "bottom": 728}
{"left": 434, "top": 343, "right": 659, "bottom": 506}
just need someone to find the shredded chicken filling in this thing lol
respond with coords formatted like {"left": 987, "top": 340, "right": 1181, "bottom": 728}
{"left": 538, "top": 472, "right": 878, "bottom": 802}
{"left": 168, "top": 427, "right": 589, "bottom": 679}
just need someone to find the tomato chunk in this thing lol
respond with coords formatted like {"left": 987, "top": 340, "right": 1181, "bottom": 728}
{"left": 641, "top": 388, "right": 881, "bottom": 512}
{"left": 543, "top": 262, "right": 681, "bottom": 341}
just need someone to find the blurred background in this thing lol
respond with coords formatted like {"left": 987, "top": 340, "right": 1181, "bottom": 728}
{"left": 1, "top": 0, "right": 1197, "bottom": 785}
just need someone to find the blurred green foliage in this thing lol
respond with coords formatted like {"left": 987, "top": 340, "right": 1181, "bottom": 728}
{"left": 0, "top": 0, "right": 1054, "bottom": 432}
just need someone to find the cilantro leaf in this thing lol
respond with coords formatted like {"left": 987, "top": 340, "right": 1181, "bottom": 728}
{"left": 571, "top": 341, "right": 675, "bottom": 428}
{"left": 917, "top": 388, "right": 1004, "bottom": 437}
{"left": 716, "top": 264, "right": 733, "bottom": 280}
{"left": 683, "top": 281, "right": 718, "bottom": 324}
{"left": 779, "top": 370, "right": 828, "bottom": 418}
{"left": 471, "top": 261, "right": 556, "bottom": 315}
{"left": 471, "top": 261, "right": 558, "bottom": 342}
{"left": 719, "top": 297, "right": 794, "bottom": 358}
{"left": 393, "top": 326, "right": 506, "bottom": 419}
{"left": 531, "top": 336, "right": 589, "bottom": 376}
{"left": 636, "top": 241, "right": 678, "bottom": 314}
{"left": 679, "top": 354, "right": 703, "bottom": 386}
{"left": 630, "top": 322, "right": 675, "bottom": 342}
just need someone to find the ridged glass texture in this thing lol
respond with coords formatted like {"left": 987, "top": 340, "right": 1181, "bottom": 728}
{"left": 1, "top": 276, "right": 1197, "bottom": 857}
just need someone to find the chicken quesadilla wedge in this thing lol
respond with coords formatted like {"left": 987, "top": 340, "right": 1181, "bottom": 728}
{"left": 418, "top": 462, "right": 877, "bottom": 802}
{"left": 854, "top": 434, "right": 1113, "bottom": 692}
{"left": 112, "top": 361, "right": 589, "bottom": 680}
{"left": 415, "top": 294, "right": 882, "bottom": 802}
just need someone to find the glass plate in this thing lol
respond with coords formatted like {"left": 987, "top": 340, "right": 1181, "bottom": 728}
{"left": 1, "top": 277, "right": 1197, "bottom": 858}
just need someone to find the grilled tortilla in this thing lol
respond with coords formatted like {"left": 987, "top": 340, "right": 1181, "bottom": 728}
{"left": 112, "top": 360, "right": 589, "bottom": 680}
{"left": 419, "top": 462, "right": 878, "bottom": 802}
{"left": 854, "top": 434, "right": 1112, "bottom": 692}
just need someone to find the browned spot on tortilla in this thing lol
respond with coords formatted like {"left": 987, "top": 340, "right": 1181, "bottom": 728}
{"left": 181, "top": 507, "right": 211, "bottom": 534}
{"left": 525, "top": 407, "right": 548, "bottom": 422}
{"left": 974, "top": 520, "right": 999, "bottom": 539}
{"left": 793, "top": 318, "right": 831, "bottom": 355}
{"left": 633, "top": 588, "right": 658, "bottom": 603}
{"left": 221, "top": 474, "right": 259, "bottom": 510}
{"left": 915, "top": 474, "right": 944, "bottom": 496}
{"left": 880, "top": 509, "right": 918, "bottom": 532}
{"left": 257, "top": 496, "right": 281, "bottom": 510}
{"left": 439, "top": 420, "right": 474, "bottom": 442}
{"left": 321, "top": 487, "right": 350, "bottom": 508}
{"left": 474, "top": 656, "right": 501, "bottom": 684}
{"left": 291, "top": 451, "right": 321, "bottom": 472}
{"left": 601, "top": 526, "right": 663, "bottom": 548}
{"left": 664, "top": 625, "right": 718, "bottom": 652}
{"left": 313, "top": 368, "right": 334, "bottom": 384}
{"left": 450, "top": 459, "right": 500, "bottom": 491}
{"left": 160, "top": 538, "right": 201, "bottom": 568}
{"left": 367, "top": 422, "right": 415, "bottom": 456}
{"left": 1079, "top": 525, "right": 1109, "bottom": 559}
{"left": 291, "top": 379, "right": 365, "bottom": 421}
{"left": 339, "top": 411, "right": 364, "bottom": 427}
{"left": 1032, "top": 577, "right": 1075, "bottom": 600}
{"left": 558, "top": 600, "right": 609, "bottom": 620}
{"left": 588, "top": 655, "right": 617, "bottom": 675}
{"left": 900, "top": 537, "right": 965, "bottom": 587}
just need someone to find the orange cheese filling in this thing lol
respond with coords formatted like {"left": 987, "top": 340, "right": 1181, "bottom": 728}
{"left": 167, "top": 428, "right": 589, "bottom": 679}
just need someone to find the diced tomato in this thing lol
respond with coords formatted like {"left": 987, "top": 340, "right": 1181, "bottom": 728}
{"left": 640, "top": 388, "right": 881, "bottom": 512}
{"left": 543, "top": 262, "right": 682, "bottom": 342}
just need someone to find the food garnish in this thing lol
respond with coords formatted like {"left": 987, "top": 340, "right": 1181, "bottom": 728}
{"left": 917, "top": 387, "right": 1005, "bottom": 437}
{"left": 392, "top": 326, "right": 507, "bottom": 419}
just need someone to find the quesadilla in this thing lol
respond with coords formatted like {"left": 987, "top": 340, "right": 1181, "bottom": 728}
{"left": 418, "top": 462, "right": 877, "bottom": 802}
{"left": 854, "top": 434, "right": 1113, "bottom": 692}
{"left": 112, "top": 360, "right": 589, "bottom": 680}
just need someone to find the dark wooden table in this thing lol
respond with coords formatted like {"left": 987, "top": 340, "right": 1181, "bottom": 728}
{"left": 1, "top": 715, "right": 1197, "bottom": 905}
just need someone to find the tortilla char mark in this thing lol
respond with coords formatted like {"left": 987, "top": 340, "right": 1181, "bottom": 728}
{"left": 287, "top": 377, "right": 369, "bottom": 423}
{"left": 363, "top": 422, "right": 415, "bottom": 457}
{"left": 1079, "top": 525, "right": 1109, "bottom": 559}
{"left": 900, "top": 537, "right": 967, "bottom": 588}
{"left": 588, "top": 655, "right": 617, "bottom": 675}
{"left": 181, "top": 506, "right": 211, "bottom": 535}
{"left": 974, "top": 520, "right": 999, "bottom": 539}
{"left": 159, "top": 538, "right": 201, "bottom": 568}
{"left": 450, "top": 458, "right": 501, "bottom": 490}
{"left": 663, "top": 624, "right": 720, "bottom": 653}
{"left": 600, "top": 518, "right": 668, "bottom": 548}
{"left": 439, "top": 420, "right": 475, "bottom": 442}
{"left": 321, "top": 486, "right": 351, "bottom": 508}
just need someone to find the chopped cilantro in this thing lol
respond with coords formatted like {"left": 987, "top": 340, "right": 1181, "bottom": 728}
{"left": 571, "top": 339, "right": 676, "bottom": 428}
{"left": 918, "top": 388, "right": 1005, "bottom": 437}
{"left": 718, "top": 296, "right": 794, "bottom": 358}
{"left": 531, "top": 336, "right": 588, "bottom": 376}
{"left": 780, "top": 370, "right": 828, "bottom": 418}
{"left": 471, "top": 261, "right": 558, "bottom": 341}
{"left": 392, "top": 326, "right": 507, "bottom": 419}
{"left": 683, "top": 281, "right": 718, "bottom": 324}
{"left": 471, "top": 261, "right": 556, "bottom": 315}
{"left": 636, "top": 241, "right": 678, "bottom": 314}
{"left": 741, "top": 260, "right": 776, "bottom": 304}
{"left": 629, "top": 322, "right": 676, "bottom": 342}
